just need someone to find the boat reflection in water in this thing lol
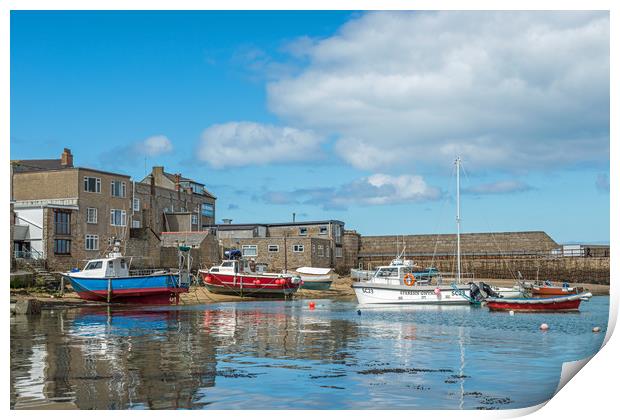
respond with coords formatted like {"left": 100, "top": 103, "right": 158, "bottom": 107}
{"left": 10, "top": 298, "right": 608, "bottom": 410}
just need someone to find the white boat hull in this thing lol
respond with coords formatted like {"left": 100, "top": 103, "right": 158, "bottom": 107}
{"left": 352, "top": 283, "right": 472, "bottom": 305}
{"left": 490, "top": 287, "right": 524, "bottom": 299}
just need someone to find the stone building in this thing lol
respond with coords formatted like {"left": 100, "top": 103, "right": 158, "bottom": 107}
{"left": 210, "top": 220, "right": 345, "bottom": 272}
{"left": 132, "top": 166, "right": 216, "bottom": 234}
{"left": 10, "top": 151, "right": 218, "bottom": 271}
{"left": 11, "top": 149, "right": 133, "bottom": 270}
{"left": 159, "top": 231, "right": 220, "bottom": 270}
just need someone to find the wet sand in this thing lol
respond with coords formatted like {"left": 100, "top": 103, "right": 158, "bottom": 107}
{"left": 10, "top": 276, "right": 609, "bottom": 307}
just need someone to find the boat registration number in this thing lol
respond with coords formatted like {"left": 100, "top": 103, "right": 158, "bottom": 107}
{"left": 361, "top": 288, "right": 374, "bottom": 294}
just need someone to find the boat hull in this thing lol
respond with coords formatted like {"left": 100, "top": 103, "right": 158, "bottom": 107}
{"left": 486, "top": 292, "right": 591, "bottom": 312}
{"left": 352, "top": 283, "right": 472, "bottom": 305}
{"left": 199, "top": 271, "right": 300, "bottom": 297}
{"left": 531, "top": 286, "right": 578, "bottom": 296}
{"left": 66, "top": 274, "right": 188, "bottom": 304}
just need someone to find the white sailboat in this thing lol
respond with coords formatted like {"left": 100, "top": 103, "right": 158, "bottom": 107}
{"left": 352, "top": 157, "right": 475, "bottom": 305}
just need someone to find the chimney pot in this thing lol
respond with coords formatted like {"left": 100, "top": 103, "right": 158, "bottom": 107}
{"left": 61, "top": 148, "right": 73, "bottom": 167}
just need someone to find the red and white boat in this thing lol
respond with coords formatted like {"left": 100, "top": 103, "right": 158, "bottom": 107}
{"left": 198, "top": 255, "right": 302, "bottom": 297}
{"left": 485, "top": 292, "right": 592, "bottom": 312}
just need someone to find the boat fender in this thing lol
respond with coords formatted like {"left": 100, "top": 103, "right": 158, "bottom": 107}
{"left": 593, "top": 326, "right": 601, "bottom": 333}
{"left": 434, "top": 288, "right": 441, "bottom": 295}
{"left": 540, "top": 323, "right": 549, "bottom": 330}
{"left": 403, "top": 273, "right": 416, "bottom": 286}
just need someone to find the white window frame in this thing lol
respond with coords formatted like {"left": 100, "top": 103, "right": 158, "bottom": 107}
{"left": 242, "top": 245, "right": 258, "bottom": 257}
{"left": 319, "top": 226, "right": 328, "bottom": 235}
{"left": 83, "top": 176, "right": 101, "bottom": 193}
{"left": 111, "top": 181, "right": 126, "bottom": 198}
{"left": 335, "top": 247, "right": 343, "bottom": 258}
{"left": 299, "top": 227, "right": 308, "bottom": 236}
{"left": 268, "top": 244, "right": 279, "bottom": 252}
{"left": 191, "top": 214, "right": 198, "bottom": 225}
{"left": 293, "top": 244, "right": 305, "bottom": 253}
{"left": 86, "top": 207, "right": 98, "bottom": 224}
{"left": 110, "top": 209, "right": 127, "bottom": 226}
{"left": 133, "top": 198, "right": 140, "bottom": 211}
{"left": 132, "top": 219, "right": 141, "bottom": 228}
{"left": 317, "top": 245, "right": 324, "bottom": 257}
{"left": 85, "top": 234, "right": 99, "bottom": 251}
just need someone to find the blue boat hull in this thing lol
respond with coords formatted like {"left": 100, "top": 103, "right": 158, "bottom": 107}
{"left": 65, "top": 273, "right": 188, "bottom": 304}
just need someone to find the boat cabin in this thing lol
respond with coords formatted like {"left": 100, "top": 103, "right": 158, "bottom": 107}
{"left": 76, "top": 256, "right": 130, "bottom": 278}
{"left": 369, "top": 260, "right": 441, "bottom": 286}
{"left": 209, "top": 259, "right": 267, "bottom": 275}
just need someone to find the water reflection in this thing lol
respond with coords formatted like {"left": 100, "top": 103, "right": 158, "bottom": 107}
{"left": 10, "top": 298, "right": 608, "bottom": 410}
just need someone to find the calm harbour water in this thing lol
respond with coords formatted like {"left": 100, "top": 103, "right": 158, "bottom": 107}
{"left": 10, "top": 296, "right": 608, "bottom": 410}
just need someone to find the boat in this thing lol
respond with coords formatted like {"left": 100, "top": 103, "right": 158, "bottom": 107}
{"left": 352, "top": 258, "right": 475, "bottom": 305}
{"left": 295, "top": 267, "right": 334, "bottom": 290}
{"left": 198, "top": 250, "right": 302, "bottom": 297}
{"left": 530, "top": 280, "right": 583, "bottom": 296}
{"left": 485, "top": 292, "right": 592, "bottom": 312}
{"left": 62, "top": 241, "right": 191, "bottom": 304}
{"left": 478, "top": 281, "right": 525, "bottom": 299}
{"left": 352, "top": 157, "right": 478, "bottom": 306}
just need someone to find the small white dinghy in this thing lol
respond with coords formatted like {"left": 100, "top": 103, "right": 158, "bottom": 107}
{"left": 295, "top": 267, "right": 334, "bottom": 290}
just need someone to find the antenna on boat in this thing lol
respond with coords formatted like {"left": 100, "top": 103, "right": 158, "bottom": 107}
{"left": 455, "top": 156, "right": 462, "bottom": 284}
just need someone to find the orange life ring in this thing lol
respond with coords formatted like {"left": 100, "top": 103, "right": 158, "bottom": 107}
{"left": 403, "top": 273, "right": 416, "bottom": 286}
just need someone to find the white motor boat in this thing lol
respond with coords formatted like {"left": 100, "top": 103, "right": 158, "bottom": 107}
{"left": 351, "top": 259, "right": 473, "bottom": 305}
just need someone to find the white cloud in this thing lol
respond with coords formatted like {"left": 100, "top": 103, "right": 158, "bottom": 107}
{"left": 267, "top": 11, "right": 609, "bottom": 172}
{"left": 197, "top": 121, "right": 323, "bottom": 168}
{"left": 261, "top": 173, "right": 441, "bottom": 210}
{"left": 138, "top": 135, "right": 173, "bottom": 156}
{"left": 463, "top": 180, "right": 532, "bottom": 195}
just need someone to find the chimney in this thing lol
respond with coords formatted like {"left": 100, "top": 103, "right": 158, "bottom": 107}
{"left": 61, "top": 148, "right": 73, "bottom": 167}
{"left": 175, "top": 173, "right": 181, "bottom": 191}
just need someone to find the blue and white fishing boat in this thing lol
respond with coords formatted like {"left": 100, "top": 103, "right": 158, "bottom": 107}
{"left": 62, "top": 240, "right": 191, "bottom": 304}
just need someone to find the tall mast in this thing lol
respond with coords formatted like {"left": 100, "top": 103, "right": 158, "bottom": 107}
{"left": 456, "top": 156, "right": 462, "bottom": 284}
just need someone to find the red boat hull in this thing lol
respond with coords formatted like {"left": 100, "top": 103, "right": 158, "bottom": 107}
{"left": 75, "top": 287, "right": 187, "bottom": 304}
{"left": 199, "top": 271, "right": 300, "bottom": 297}
{"left": 532, "top": 286, "right": 578, "bottom": 296}
{"left": 487, "top": 299, "right": 582, "bottom": 312}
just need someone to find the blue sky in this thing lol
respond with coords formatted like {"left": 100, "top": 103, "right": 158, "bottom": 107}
{"left": 10, "top": 11, "right": 610, "bottom": 244}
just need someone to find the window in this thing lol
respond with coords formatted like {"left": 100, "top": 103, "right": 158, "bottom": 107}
{"left": 319, "top": 226, "right": 328, "bottom": 235}
{"left": 293, "top": 244, "right": 304, "bottom": 253}
{"left": 84, "top": 176, "right": 101, "bottom": 193}
{"left": 85, "top": 235, "right": 99, "bottom": 251}
{"left": 86, "top": 208, "right": 97, "bottom": 224}
{"left": 54, "top": 211, "right": 71, "bottom": 235}
{"left": 312, "top": 244, "right": 316, "bottom": 253}
{"left": 335, "top": 247, "right": 343, "bottom": 258}
{"left": 54, "top": 239, "right": 71, "bottom": 255}
{"left": 201, "top": 203, "right": 215, "bottom": 218}
{"left": 268, "top": 245, "right": 279, "bottom": 252}
{"left": 191, "top": 214, "right": 198, "bottom": 225}
{"left": 132, "top": 220, "right": 141, "bottom": 228}
{"left": 84, "top": 261, "right": 102, "bottom": 270}
{"left": 110, "top": 209, "right": 127, "bottom": 226}
{"left": 317, "top": 245, "right": 324, "bottom": 257}
{"left": 111, "top": 181, "right": 126, "bottom": 197}
{"left": 242, "top": 245, "right": 257, "bottom": 257}
{"left": 299, "top": 227, "right": 308, "bottom": 236}
{"left": 133, "top": 198, "right": 140, "bottom": 211}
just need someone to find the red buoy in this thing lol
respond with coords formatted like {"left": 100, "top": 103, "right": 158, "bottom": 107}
{"left": 309, "top": 301, "right": 316, "bottom": 310}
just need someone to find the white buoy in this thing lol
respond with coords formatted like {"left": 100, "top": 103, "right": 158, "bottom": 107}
{"left": 540, "top": 323, "right": 549, "bottom": 331}
{"left": 509, "top": 310, "right": 515, "bottom": 316}
{"left": 593, "top": 326, "right": 601, "bottom": 333}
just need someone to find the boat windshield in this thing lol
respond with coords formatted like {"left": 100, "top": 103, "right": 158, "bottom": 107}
{"left": 374, "top": 267, "right": 400, "bottom": 278}
{"left": 84, "top": 261, "right": 103, "bottom": 270}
